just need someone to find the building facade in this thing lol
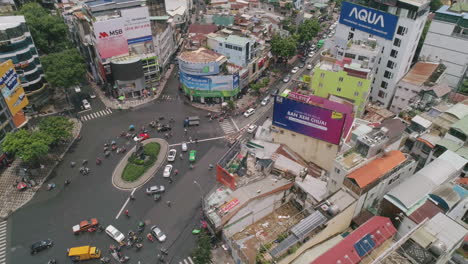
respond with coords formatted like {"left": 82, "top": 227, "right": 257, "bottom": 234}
{"left": 335, "top": 0, "right": 430, "bottom": 108}
{"left": 419, "top": 5, "right": 468, "bottom": 91}
{"left": 207, "top": 34, "right": 254, "bottom": 67}
{"left": 311, "top": 39, "right": 378, "bottom": 117}
{"left": 0, "top": 16, "right": 48, "bottom": 109}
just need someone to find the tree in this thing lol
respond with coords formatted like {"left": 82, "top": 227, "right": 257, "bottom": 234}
{"left": 41, "top": 49, "right": 86, "bottom": 89}
{"left": 38, "top": 116, "right": 73, "bottom": 145}
{"left": 430, "top": 0, "right": 442, "bottom": 12}
{"left": 191, "top": 230, "right": 212, "bottom": 264}
{"left": 1, "top": 129, "right": 52, "bottom": 164}
{"left": 250, "top": 82, "right": 263, "bottom": 95}
{"left": 17, "top": 2, "right": 70, "bottom": 54}
{"left": 226, "top": 100, "right": 235, "bottom": 111}
{"left": 271, "top": 35, "right": 297, "bottom": 60}
{"left": 297, "top": 19, "right": 321, "bottom": 44}
{"left": 285, "top": 2, "right": 293, "bottom": 9}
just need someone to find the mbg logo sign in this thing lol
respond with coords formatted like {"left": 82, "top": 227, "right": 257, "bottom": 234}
{"left": 98, "top": 29, "right": 124, "bottom": 39}
{"left": 339, "top": 1, "right": 398, "bottom": 40}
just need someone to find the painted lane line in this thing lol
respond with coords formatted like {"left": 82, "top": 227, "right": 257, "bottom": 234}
{"left": 168, "top": 136, "right": 225, "bottom": 147}
{"left": 230, "top": 117, "right": 240, "bottom": 131}
{"left": 115, "top": 188, "right": 136, "bottom": 219}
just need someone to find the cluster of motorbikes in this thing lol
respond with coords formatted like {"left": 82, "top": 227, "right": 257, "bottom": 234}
{"left": 103, "top": 141, "right": 127, "bottom": 157}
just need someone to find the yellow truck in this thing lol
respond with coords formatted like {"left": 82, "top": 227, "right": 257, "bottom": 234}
{"left": 67, "top": 246, "right": 101, "bottom": 262}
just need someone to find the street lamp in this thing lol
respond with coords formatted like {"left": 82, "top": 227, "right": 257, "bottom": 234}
{"left": 193, "top": 180, "right": 204, "bottom": 210}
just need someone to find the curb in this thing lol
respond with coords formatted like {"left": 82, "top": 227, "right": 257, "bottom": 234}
{"left": 111, "top": 138, "right": 169, "bottom": 191}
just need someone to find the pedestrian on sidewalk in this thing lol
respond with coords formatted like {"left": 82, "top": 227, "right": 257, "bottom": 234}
{"left": 169, "top": 177, "right": 173, "bottom": 184}
{"left": 166, "top": 201, "right": 171, "bottom": 207}
{"left": 179, "top": 153, "right": 183, "bottom": 160}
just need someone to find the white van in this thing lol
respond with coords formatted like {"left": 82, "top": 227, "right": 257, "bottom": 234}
{"left": 244, "top": 108, "right": 255, "bottom": 117}
{"left": 82, "top": 99, "right": 91, "bottom": 110}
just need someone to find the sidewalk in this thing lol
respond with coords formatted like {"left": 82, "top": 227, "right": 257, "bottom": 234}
{"left": 91, "top": 64, "right": 175, "bottom": 110}
{"left": 112, "top": 138, "right": 168, "bottom": 190}
{"left": 0, "top": 118, "right": 82, "bottom": 219}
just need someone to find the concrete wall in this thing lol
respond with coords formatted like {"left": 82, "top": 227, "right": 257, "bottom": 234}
{"left": 391, "top": 81, "right": 420, "bottom": 113}
{"left": 420, "top": 20, "right": 468, "bottom": 89}
{"left": 224, "top": 191, "right": 285, "bottom": 237}
{"left": 271, "top": 126, "right": 338, "bottom": 172}
{"left": 278, "top": 200, "right": 357, "bottom": 264}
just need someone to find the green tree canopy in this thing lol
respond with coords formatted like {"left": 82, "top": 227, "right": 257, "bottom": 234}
{"left": 297, "top": 19, "right": 321, "bottom": 44}
{"left": 430, "top": 0, "right": 443, "bottom": 12}
{"left": 41, "top": 49, "right": 86, "bottom": 89}
{"left": 1, "top": 129, "right": 52, "bottom": 164}
{"left": 271, "top": 35, "right": 297, "bottom": 60}
{"left": 38, "top": 116, "right": 73, "bottom": 145}
{"left": 191, "top": 230, "right": 212, "bottom": 264}
{"left": 17, "top": 2, "right": 70, "bottom": 54}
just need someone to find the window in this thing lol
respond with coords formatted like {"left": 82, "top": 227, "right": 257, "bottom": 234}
{"left": 381, "top": 81, "right": 388, "bottom": 89}
{"left": 397, "top": 26, "right": 407, "bottom": 36}
{"left": 378, "top": 58, "right": 381, "bottom": 64}
{"left": 384, "top": 71, "right": 393, "bottom": 79}
{"left": 334, "top": 168, "right": 340, "bottom": 174}
{"left": 378, "top": 90, "right": 386, "bottom": 98}
{"left": 219, "top": 43, "right": 222, "bottom": 46}
{"left": 381, "top": 47, "right": 385, "bottom": 54}
{"left": 337, "top": 87, "right": 342, "bottom": 92}
{"left": 344, "top": 53, "right": 356, "bottom": 59}
{"left": 387, "top": 60, "right": 396, "bottom": 69}
{"left": 393, "top": 38, "right": 401, "bottom": 47}
{"left": 357, "top": 81, "right": 363, "bottom": 87}
{"left": 320, "top": 73, "right": 325, "bottom": 78}
{"left": 318, "top": 83, "right": 323, "bottom": 88}
{"left": 348, "top": 32, "right": 354, "bottom": 40}
{"left": 358, "top": 55, "right": 368, "bottom": 61}
{"left": 351, "top": 27, "right": 355, "bottom": 31}
{"left": 354, "top": 91, "right": 359, "bottom": 96}
{"left": 390, "top": 49, "right": 398, "bottom": 58}
{"left": 339, "top": 77, "right": 344, "bottom": 82}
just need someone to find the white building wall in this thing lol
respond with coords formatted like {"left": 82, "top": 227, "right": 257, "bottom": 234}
{"left": 390, "top": 81, "right": 420, "bottom": 113}
{"left": 420, "top": 19, "right": 468, "bottom": 89}
{"left": 335, "top": 5, "right": 429, "bottom": 108}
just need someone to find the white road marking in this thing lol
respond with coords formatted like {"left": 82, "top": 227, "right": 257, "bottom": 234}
{"left": 168, "top": 136, "right": 225, "bottom": 147}
{"left": 115, "top": 188, "right": 136, "bottom": 219}
{"left": 230, "top": 117, "right": 240, "bottom": 131}
{"left": 0, "top": 221, "right": 6, "bottom": 264}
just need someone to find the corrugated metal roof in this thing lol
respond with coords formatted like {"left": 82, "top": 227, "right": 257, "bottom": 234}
{"left": 412, "top": 115, "right": 432, "bottom": 129}
{"left": 420, "top": 212, "right": 468, "bottom": 250}
{"left": 291, "top": 211, "right": 328, "bottom": 239}
{"left": 451, "top": 115, "right": 468, "bottom": 135}
{"left": 401, "top": 62, "right": 439, "bottom": 86}
{"left": 445, "top": 103, "right": 468, "bottom": 120}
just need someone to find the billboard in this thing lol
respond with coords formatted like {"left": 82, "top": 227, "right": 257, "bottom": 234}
{"left": 272, "top": 96, "right": 346, "bottom": 145}
{"left": 339, "top": 2, "right": 398, "bottom": 40}
{"left": 179, "top": 60, "right": 220, "bottom": 76}
{"left": 121, "top": 7, "right": 154, "bottom": 55}
{"left": 180, "top": 72, "right": 240, "bottom": 97}
{"left": 0, "top": 60, "right": 29, "bottom": 115}
{"left": 93, "top": 18, "right": 129, "bottom": 59}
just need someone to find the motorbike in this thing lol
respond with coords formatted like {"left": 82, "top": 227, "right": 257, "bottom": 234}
{"left": 119, "top": 256, "right": 130, "bottom": 263}
{"left": 48, "top": 259, "right": 57, "bottom": 264}
{"left": 111, "top": 145, "right": 117, "bottom": 151}
{"left": 100, "top": 257, "right": 110, "bottom": 263}
{"left": 70, "top": 161, "right": 76, "bottom": 168}
{"left": 135, "top": 243, "right": 143, "bottom": 251}
{"left": 137, "top": 221, "right": 145, "bottom": 233}
{"left": 46, "top": 183, "right": 56, "bottom": 191}
{"left": 147, "top": 233, "right": 155, "bottom": 242}
{"left": 96, "top": 158, "right": 102, "bottom": 165}
{"left": 104, "top": 151, "right": 111, "bottom": 157}
{"left": 116, "top": 147, "right": 126, "bottom": 154}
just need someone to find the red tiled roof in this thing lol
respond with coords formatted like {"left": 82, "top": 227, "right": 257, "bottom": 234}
{"left": 408, "top": 200, "right": 443, "bottom": 224}
{"left": 347, "top": 151, "right": 406, "bottom": 188}
{"left": 312, "top": 216, "right": 396, "bottom": 264}
{"left": 188, "top": 24, "right": 218, "bottom": 35}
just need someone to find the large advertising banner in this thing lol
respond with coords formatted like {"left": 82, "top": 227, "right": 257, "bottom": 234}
{"left": 0, "top": 60, "right": 29, "bottom": 115}
{"left": 121, "top": 7, "right": 154, "bottom": 55}
{"left": 93, "top": 18, "right": 129, "bottom": 59}
{"left": 180, "top": 72, "right": 239, "bottom": 97}
{"left": 339, "top": 1, "right": 398, "bottom": 40}
{"left": 272, "top": 96, "right": 346, "bottom": 145}
{"left": 179, "top": 60, "right": 220, "bottom": 76}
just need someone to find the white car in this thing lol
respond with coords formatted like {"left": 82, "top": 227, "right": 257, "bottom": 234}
{"left": 328, "top": 34, "right": 333, "bottom": 38}
{"left": 282, "top": 75, "right": 291, "bottom": 83}
{"left": 90, "top": 93, "right": 96, "bottom": 99}
{"left": 82, "top": 99, "right": 91, "bottom": 110}
{"left": 306, "top": 64, "right": 313, "bottom": 70}
{"left": 181, "top": 142, "right": 188, "bottom": 152}
{"left": 146, "top": 185, "right": 165, "bottom": 194}
{"left": 261, "top": 97, "right": 270, "bottom": 106}
{"left": 247, "top": 124, "right": 258, "bottom": 134}
{"left": 291, "top": 67, "right": 299, "bottom": 74}
{"left": 308, "top": 51, "right": 315, "bottom": 58}
{"left": 167, "top": 149, "right": 177, "bottom": 162}
{"left": 163, "top": 164, "right": 173, "bottom": 178}
{"left": 150, "top": 226, "right": 167, "bottom": 242}
{"left": 244, "top": 108, "right": 255, "bottom": 118}
{"left": 105, "top": 225, "right": 125, "bottom": 244}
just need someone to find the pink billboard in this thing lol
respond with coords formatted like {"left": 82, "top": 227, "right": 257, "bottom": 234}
{"left": 93, "top": 18, "right": 129, "bottom": 59}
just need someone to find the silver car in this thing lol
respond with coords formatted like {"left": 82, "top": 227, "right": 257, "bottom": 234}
{"left": 146, "top": 185, "right": 165, "bottom": 194}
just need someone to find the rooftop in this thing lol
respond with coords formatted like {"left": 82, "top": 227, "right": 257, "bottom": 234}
{"left": 347, "top": 151, "right": 407, "bottom": 188}
{"left": 212, "top": 34, "right": 252, "bottom": 46}
{"left": 188, "top": 24, "right": 218, "bottom": 35}
{"left": 178, "top": 48, "right": 226, "bottom": 63}
{"left": 407, "top": 200, "right": 444, "bottom": 224}
{"left": 0, "top": 16, "right": 24, "bottom": 30}
{"left": 401, "top": 62, "right": 440, "bottom": 86}
{"left": 312, "top": 216, "right": 397, "bottom": 264}
{"left": 451, "top": 115, "right": 468, "bottom": 136}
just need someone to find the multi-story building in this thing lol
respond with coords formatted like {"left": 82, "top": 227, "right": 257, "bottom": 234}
{"left": 207, "top": 33, "right": 255, "bottom": 68}
{"left": 419, "top": 4, "right": 468, "bottom": 91}
{"left": 147, "top": 0, "right": 175, "bottom": 70}
{"left": 335, "top": 0, "right": 430, "bottom": 108}
{"left": 390, "top": 62, "right": 446, "bottom": 114}
{"left": 178, "top": 48, "right": 240, "bottom": 104}
{"left": 0, "top": 16, "right": 48, "bottom": 109}
{"left": 310, "top": 39, "right": 379, "bottom": 117}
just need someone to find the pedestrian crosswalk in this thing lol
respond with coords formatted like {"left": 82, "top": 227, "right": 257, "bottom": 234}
{"left": 80, "top": 108, "right": 113, "bottom": 121}
{"left": 0, "top": 221, "right": 7, "bottom": 264}
{"left": 159, "top": 94, "right": 178, "bottom": 101}
{"left": 220, "top": 120, "right": 237, "bottom": 134}
{"left": 179, "top": 256, "right": 195, "bottom": 264}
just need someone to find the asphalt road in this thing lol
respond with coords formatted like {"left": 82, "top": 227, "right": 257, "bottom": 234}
{"left": 6, "top": 43, "right": 321, "bottom": 264}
